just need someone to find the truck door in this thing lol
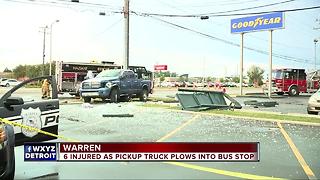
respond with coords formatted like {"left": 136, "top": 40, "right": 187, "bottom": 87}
{"left": 120, "top": 71, "right": 133, "bottom": 95}
{"left": 0, "top": 76, "right": 59, "bottom": 146}
{"left": 298, "top": 70, "right": 307, "bottom": 92}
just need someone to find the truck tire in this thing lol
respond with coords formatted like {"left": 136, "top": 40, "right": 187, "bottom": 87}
{"left": 5, "top": 83, "right": 10, "bottom": 87}
{"left": 83, "top": 97, "right": 91, "bottom": 103}
{"left": 110, "top": 89, "right": 119, "bottom": 103}
{"left": 288, "top": 86, "right": 299, "bottom": 96}
{"left": 139, "top": 88, "right": 148, "bottom": 102}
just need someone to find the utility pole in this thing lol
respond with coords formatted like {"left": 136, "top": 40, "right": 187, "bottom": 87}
{"left": 315, "top": 39, "right": 318, "bottom": 71}
{"left": 40, "top": 26, "right": 48, "bottom": 76}
{"left": 239, "top": 33, "right": 244, "bottom": 96}
{"left": 123, "top": 0, "right": 129, "bottom": 69}
{"left": 50, "top": 20, "right": 59, "bottom": 76}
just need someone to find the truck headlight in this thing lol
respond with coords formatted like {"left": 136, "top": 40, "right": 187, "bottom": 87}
{"left": 106, "top": 82, "right": 112, "bottom": 88}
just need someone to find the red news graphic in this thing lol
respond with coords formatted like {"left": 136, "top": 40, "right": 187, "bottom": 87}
{"left": 58, "top": 142, "right": 259, "bottom": 162}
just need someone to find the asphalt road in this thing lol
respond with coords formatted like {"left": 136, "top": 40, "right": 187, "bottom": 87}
{"left": 0, "top": 87, "right": 318, "bottom": 179}
{"left": 12, "top": 102, "right": 319, "bottom": 179}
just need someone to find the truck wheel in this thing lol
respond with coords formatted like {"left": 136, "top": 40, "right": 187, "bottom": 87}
{"left": 289, "top": 86, "right": 299, "bottom": 96}
{"left": 140, "top": 89, "right": 148, "bottom": 102}
{"left": 110, "top": 89, "right": 119, "bottom": 103}
{"left": 83, "top": 97, "right": 91, "bottom": 103}
{"left": 276, "top": 92, "right": 284, "bottom": 95}
{"left": 6, "top": 83, "right": 10, "bottom": 87}
{"left": 307, "top": 110, "right": 318, "bottom": 115}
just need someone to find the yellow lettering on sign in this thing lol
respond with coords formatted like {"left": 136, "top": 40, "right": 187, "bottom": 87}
{"left": 263, "top": 19, "right": 269, "bottom": 25}
{"left": 249, "top": 21, "right": 254, "bottom": 27}
{"left": 269, "top": 18, "right": 274, "bottom": 24}
{"left": 274, "top": 17, "right": 281, "bottom": 24}
{"left": 238, "top": 22, "right": 243, "bottom": 28}
{"left": 232, "top": 23, "right": 237, "bottom": 29}
{"left": 243, "top": 22, "right": 248, "bottom": 27}
{"left": 254, "top": 18, "right": 262, "bottom": 27}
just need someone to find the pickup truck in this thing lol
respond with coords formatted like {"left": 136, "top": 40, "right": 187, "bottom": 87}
{"left": 79, "top": 69, "right": 152, "bottom": 103}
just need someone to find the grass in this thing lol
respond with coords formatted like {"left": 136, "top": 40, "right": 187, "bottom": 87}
{"left": 147, "top": 97, "right": 178, "bottom": 103}
{"left": 205, "top": 110, "right": 320, "bottom": 123}
{"left": 25, "top": 84, "right": 41, "bottom": 88}
{"left": 142, "top": 103, "right": 181, "bottom": 110}
{"left": 141, "top": 103, "right": 320, "bottom": 124}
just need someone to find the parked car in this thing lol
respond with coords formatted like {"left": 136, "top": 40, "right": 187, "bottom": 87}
{"left": 307, "top": 90, "right": 320, "bottom": 115}
{"left": 80, "top": 69, "right": 152, "bottom": 103}
{"left": 0, "top": 79, "right": 20, "bottom": 87}
{"left": 0, "top": 76, "right": 60, "bottom": 180}
{"left": 236, "top": 83, "right": 249, "bottom": 87}
{"left": 160, "top": 81, "right": 175, "bottom": 87}
{"left": 0, "top": 78, "right": 8, "bottom": 83}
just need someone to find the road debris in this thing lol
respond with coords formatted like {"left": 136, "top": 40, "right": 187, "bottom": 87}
{"left": 176, "top": 88, "right": 242, "bottom": 111}
{"left": 102, "top": 114, "right": 134, "bottom": 118}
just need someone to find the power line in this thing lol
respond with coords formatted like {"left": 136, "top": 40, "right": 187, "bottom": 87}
{"left": 146, "top": 16, "right": 313, "bottom": 65}
{"left": 178, "top": 0, "right": 261, "bottom": 7}
{"left": 3, "top": 0, "right": 123, "bottom": 13}
{"left": 199, "top": 0, "right": 296, "bottom": 15}
{"left": 135, "top": 5, "right": 320, "bottom": 18}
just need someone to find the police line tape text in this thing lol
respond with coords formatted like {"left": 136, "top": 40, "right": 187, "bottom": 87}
{"left": 59, "top": 153, "right": 258, "bottom": 161}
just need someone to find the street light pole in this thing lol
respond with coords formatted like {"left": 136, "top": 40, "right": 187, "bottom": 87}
{"left": 50, "top": 20, "right": 59, "bottom": 76}
{"left": 123, "top": 0, "right": 129, "bottom": 69}
{"left": 41, "top": 26, "right": 48, "bottom": 76}
{"left": 314, "top": 39, "right": 318, "bottom": 71}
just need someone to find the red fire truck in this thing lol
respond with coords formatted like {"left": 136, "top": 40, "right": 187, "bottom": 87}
{"left": 265, "top": 68, "right": 319, "bottom": 96}
{"left": 55, "top": 61, "right": 154, "bottom": 96}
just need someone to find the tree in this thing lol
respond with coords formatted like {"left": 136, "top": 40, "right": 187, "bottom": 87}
{"left": 219, "top": 78, "right": 225, "bottom": 83}
{"left": 159, "top": 75, "right": 165, "bottom": 82}
{"left": 3, "top": 67, "right": 12, "bottom": 72}
{"left": 13, "top": 63, "right": 56, "bottom": 79}
{"left": 13, "top": 65, "right": 26, "bottom": 78}
{"left": 232, "top": 76, "right": 240, "bottom": 83}
{"left": 247, "top": 65, "right": 264, "bottom": 87}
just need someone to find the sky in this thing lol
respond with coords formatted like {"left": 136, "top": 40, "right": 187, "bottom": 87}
{"left": 0, "top": 0, "right": 319, "bottom": 77}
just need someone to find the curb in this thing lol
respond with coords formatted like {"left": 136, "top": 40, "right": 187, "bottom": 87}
{"left": 148, "top": 108, "right": 320, "bottom": 127}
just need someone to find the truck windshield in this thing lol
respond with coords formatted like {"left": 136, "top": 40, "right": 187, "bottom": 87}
{"left": 273, "top": 70, "right": 283, "bottom": 79}
{"left": 96, "top": 69, "right": 122, "bottom": 78}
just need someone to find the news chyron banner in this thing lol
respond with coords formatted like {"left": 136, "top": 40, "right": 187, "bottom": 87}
{"left": 24, "top": 142, "right": 259, "bottom": 162}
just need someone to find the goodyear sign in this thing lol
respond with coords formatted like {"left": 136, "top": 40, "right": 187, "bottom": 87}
{"left": 231, "top": 12, "right": 284, "bottom": 33}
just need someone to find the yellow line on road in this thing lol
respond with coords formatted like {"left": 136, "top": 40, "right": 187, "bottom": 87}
{"left": 156, "top": 115, "right": 200, "bottom": 142}
{"left": 277, "top": 122, "right": 316, "bottom": 179}
{"left": 155, "top": 113, "right": 287, "bottom": 180}
{"left": 164, "top": 162, "right": 285, "bottom": 180}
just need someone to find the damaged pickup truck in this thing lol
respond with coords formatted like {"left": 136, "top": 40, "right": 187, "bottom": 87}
{"left": 80, "top": 69, "right": 152, "bottom": 103}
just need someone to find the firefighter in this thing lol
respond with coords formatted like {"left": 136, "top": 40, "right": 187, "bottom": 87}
{"left": 41, "top": 79, "right": 51, "bottom": 99}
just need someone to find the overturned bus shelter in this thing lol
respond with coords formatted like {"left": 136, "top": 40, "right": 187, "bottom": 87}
{"left": 176, "top": 88, "right": 242, "bottom": 111}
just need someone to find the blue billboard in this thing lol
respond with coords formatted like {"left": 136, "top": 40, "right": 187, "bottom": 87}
{"left": 231, "top": 12, "right": 284, "bottom": 33}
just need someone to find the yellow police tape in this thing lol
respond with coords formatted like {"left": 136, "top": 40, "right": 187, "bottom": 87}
{"left": 0, "top": 118, "right": 78, "bottom": 142}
